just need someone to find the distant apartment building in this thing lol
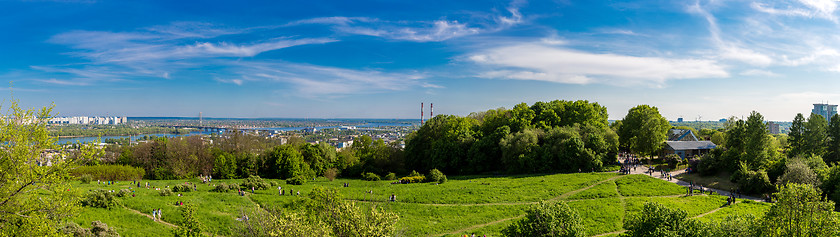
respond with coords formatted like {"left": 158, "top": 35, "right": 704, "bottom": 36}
{"left": 48, "top": 116, "right": 128, "bottom": 125}
{"left": 767, "top": 121, "right": 780, "bottom": 134}
{"left": 813, "top": 103, "right": 838, "bottom": 120}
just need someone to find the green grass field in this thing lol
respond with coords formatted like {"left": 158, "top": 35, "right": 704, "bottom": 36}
{"left": 69, "top": 172, "right": 769, "bottom": 237}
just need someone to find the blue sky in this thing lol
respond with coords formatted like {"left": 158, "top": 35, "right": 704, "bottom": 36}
{"left": 3, "top": 0, "right": 840, "bottom": 120}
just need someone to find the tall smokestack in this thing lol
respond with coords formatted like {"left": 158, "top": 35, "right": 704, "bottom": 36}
{"left": 421, "top": 103, "right": 424, "bottom": 125}
{"left": 430, "top": 103, "right": 433, "bottom": 118}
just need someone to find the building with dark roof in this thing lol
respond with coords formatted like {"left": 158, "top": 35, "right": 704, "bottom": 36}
{"left": 663, "top": 141, "right": 716, "bottom": 159}
{"left": 668, "top": 129, "right": 699, "bottom": 141}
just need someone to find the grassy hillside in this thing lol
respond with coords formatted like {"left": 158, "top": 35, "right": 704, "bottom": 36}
{"left": 69, "top": 173, "right": 769, "bottom": 236}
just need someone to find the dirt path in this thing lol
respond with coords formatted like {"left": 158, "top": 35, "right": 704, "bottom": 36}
{"left": 624, "top": 163, "right": 763, "bottom": 202}
{"left": 122, "top": 206, "right": 177, "bottom": 228}
{"left": 593, "top": 230, "right": 626, "bottom": 237}
{"left": 692, "top": 201, "right": 738, "bottom": 219}
{"left": 433, "top": 214, "right": 526, "bottom": 237}
{"left": 553, "top": 175, "right": 622, "bottom": 201}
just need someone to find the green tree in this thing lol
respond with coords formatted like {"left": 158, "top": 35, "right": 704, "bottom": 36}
{"left": 173, "top": 204, "right": 203, "bottom": 237}
{"left": 776, "top": 158, "right": 819, "bottom": 187}
{"left": 502, "top": 201, "right": 585, "bottom": 237}
{"left": 756, "top": 183, "right": 839, "bottom": 237}
{"left": 618, "top": 105, "right": 669, "bottom": 158}
{"left": 743, "top": 111, "right": 775, "bottom": 169}
{"left": 825, "top": 114, "right": 840, "bottom": 163}
{"left": 803, "top": 113, "right": 828, "bottom": 157}
{"left": 623, "top": 202, "right": 708, "bottom": 237}
{"left": 788, "top": 113, "right": 806, "bottom": 158}
{"left": 0, "top": 101, "right": 97, "bottom": 235}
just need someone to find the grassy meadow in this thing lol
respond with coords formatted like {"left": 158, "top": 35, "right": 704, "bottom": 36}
{"left": 69, "top": 173, "right": 769, "bottom": 236}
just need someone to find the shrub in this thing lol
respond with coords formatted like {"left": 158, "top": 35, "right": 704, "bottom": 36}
{"left": 70, "top": 165, "right": 145, "bottom": 181}
{"left": 60, "top": 222, "right": 91, "bottom": 236}
{"left": 81, "top": 190, "right": 118, "bottom": 209}
{"left": 427, "top": 169, "right": 446, "bottom": 183}
{"left": 399, "top": 176, "right": 425, "bottom": 184}
{"left": 325, "top": 168, "right": 339, "bottom": 181}
{"left": 160, "top": 188, "right": 173, "bottom": 196}
{"left": 384, "top": 172, "right": 396, "bottom": 181}
{"left": 286, "top": 176, "right": 306, "bottom": 185}
{"left": 623, "top": 202, "right": 707, "bottom": 237}
{"left": 79, "top": 174, "right": 93, "bottom": 184}
{"left": 739, "top": 170, "right": 774, "bottom": 195}
{"left": 269, "top": 181, "right": 279, "bottom": 187}
{"left": 363, "top": 172, "right": 380, "bottom": 181}
{"left": 503, "top": 201, "right": 585, "bottom": 237}
{"left": 212, "top": 184, "right": 230, "bottom": 193}
{"left": 89, "top": 221, "right": 119, "bottom": 237}
{"left": 172, "top": 184, "right": 193, "bottom": 192}
{"left": 116, "top": 189, "right": 130, "bottom": 197}
{"left": 408, "top": 170, "right": 421, "bottom": 177}
{"left": 241, "top": 175, "right": 270, "bottom": 190}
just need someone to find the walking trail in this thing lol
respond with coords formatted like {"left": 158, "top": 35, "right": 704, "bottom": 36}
{"left": 624, "top": 162, "right": 763, "bottom": 202}
{"left": 122, "top": 206, "right": 177, "bottom": 228}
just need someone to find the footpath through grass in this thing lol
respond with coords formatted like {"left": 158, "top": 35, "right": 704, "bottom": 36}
{"left": 69, "top": 172, "right": 768, "bottom": 237}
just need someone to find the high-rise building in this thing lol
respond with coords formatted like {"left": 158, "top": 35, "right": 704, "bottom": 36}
{"left": 813, "top": 103, "right": 838, "bottom": 120}
{"left": 767, "top": 121, "right": 780, "bottom": 134}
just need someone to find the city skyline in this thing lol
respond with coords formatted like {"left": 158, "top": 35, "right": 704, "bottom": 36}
{"left": 4, "top": 0, "right": 840, "bottom": 120}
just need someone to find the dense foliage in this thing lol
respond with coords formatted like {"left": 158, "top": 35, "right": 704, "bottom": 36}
{"left": 235, "top": 187, "right": 399, "bottom": 236}
{"left": 70, "top": 165, "right": 145, "bottom": 181}
{"left": 81, "top": 189, "right": 119, "bottom": 209}
{"left": 406, "top": 100, "right": 618, "bottom": 175}
{"left": 502, "top": 201, "right": 585, "bottom": 237}
{"left": 616, "top": 105, "right": 670, "bottom": 158}
{"left": 0, "top": 102, "right": 99, "bottom": 235}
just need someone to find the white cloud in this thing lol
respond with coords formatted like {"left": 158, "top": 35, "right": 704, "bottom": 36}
{"left": 236, "top": 62, "right": 431, "bottom": 97}
{"left": 41, "top": 23, "right": 336, "bottom": 82}
{"left": 289, "top": 2, "right": 524, "bottom": 42}
{"left": 739, "top": 69, "right": 780, "bottom": 77}
{"left": 468, "top": 43, "right": 728, "bottom": 86}
{"left": 752, "top": 0, "right": 838, "bottom": 22}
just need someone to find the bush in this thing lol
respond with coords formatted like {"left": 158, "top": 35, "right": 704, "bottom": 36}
{"left": 89, "top": 221, "right": 119, "bottom": 237}
{"left": 81, "top": 190, "right": 118, "bottom": 209}
{"left": 160, "top": 188, "right": 173, "bottom": 196}
{"left": 60, "top": 222, "right": 91, "bottom": 236}
{"left": 241, "top": 175, "right": 270, "bottom": 190}
{"left": 212, "top": 184, "right": 230, "bottom": 193}
{"left": 286, "top": 176, "right": 306, "bottom": 185}
{"left": 384, "top": 172, "right": 396, "bottom": 181}
{"left": 172, "top": 184, "right": 193, "bottom": 192}
{"left": 739, "top": 170, "right": 774, "bottom": 195}
{"left": 399, "top": 176, "right": 425, "bottom": 184}
{"left": 363, "top": 172, "right": 381, "bottom": 181}
{"left": 79, "top": 174, "right": 93, "bottom": 184}
{"left": 408, "top": 170, "right": 421, "bottom": 177}
{"left": 116, "top": 189, "right": 131, "bottom": 197}
{"left": 70, "top": 165, "right": 145, "bottom": 181}
{"left": 60, "top": 221, "right": 119, "bottom": 237}
{"left": 502, "top": 201, "right": 585, "bottom": 237}
{"left": 325, "top": 168, "right": 339, "bottom": 181}
{"left": 427, "top": 169, "right": 446, "bottom": 183}
{"left": 623, "top": 202, "right": 707, "bottom": 237}
{"left": 269, "top": 181, "right": 279, "bottom": 187}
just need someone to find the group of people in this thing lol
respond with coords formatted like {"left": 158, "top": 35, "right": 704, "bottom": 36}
{"left": 174, "top": 200, "right": 184, "bottom": 206}
{"left": 151, "top": 208, "right": 162, "bottom": 221}
{"left": 687, "top": 181, "right": 713, "bottom": 196}
{"left": 276, "top": 186, "right": 300, "bottom": 196}
{"left": 198, "top": 175, "right": 213, "bottom": 184}
{"left": 388, "top": 193, "right": 397, "bottom": 202}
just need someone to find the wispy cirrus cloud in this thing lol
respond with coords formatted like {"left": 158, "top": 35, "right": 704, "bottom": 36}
{"left": 751, "top": 0, "right": 838, "bottom": 22}
{"left": 36, "top": 22, "right": 336, "bottom": 85}
{"left": 288, "top": 2, "right": 524, "bottom": 42}
{"left": 227, "top": 61, "right": 435, "bottom": 97}
{"left": 468, "top": 42, "right": 728, "bottom": 86}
